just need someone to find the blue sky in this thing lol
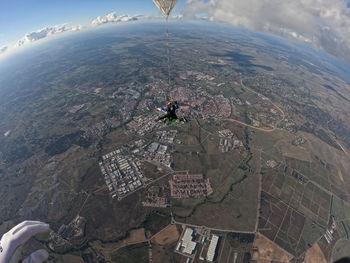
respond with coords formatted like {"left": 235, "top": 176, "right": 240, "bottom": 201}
{"left": 0, "top": 0, "right": 185, "bottom": 47}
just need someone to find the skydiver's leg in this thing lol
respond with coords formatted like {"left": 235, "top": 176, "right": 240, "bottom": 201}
{"left": 169, "top": 112, "right": 178, "bottom": 120}
{"left": 157, "top": 113, "right": 171, "bottom": 121}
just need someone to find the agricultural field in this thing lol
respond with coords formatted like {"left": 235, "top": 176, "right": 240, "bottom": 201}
{"left": 330, "top": 196, "right": 350, "bottom": 239}
{"left": 258, "top": 191, "right": 324, "bottom": 256}
{"left": 218, "top": 232, "right": 255, "bottom": 263}
{"left": 262, "top": 165, "right": 331, "bottom": 228}
{"left": 252, "top": 233, "right": 293, "bottom": 263}
{"left": 152, "top": 224, "right": 180, "bottom": 246}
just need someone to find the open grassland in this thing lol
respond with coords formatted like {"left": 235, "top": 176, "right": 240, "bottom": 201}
{"left": 111, "top": 242, "right": 149, "bottom": 263}
{"left": 152, "top": 242, "right": 182, "bottom": 263}
{"left": 304, "top": 242, "right": 328, "bottom": 263}
{"left": 332, "top": 239, "right": 350, "bottom": 262}
{"left": 177, "top": 174, "right": 259, "bottom": 232}
{"left": 252, "top": 233, "right": 293, "bottom": 263}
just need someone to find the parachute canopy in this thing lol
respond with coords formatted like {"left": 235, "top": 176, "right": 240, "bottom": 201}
{"left": 153, "top": 0, "right": 179, "bottom": 17}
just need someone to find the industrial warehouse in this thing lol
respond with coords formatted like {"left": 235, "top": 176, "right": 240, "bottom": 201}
{"left": 175, "top": 227, "right": 221, "bottom": 262}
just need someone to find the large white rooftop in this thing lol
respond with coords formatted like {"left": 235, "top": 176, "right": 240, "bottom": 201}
{"left": 179, "top": 228, "right": 197, "bottom": 255}
{"left": 206, "top": 234, "right": 219, "bottom": 262}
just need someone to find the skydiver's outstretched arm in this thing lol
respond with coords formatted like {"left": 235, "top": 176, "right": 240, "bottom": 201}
{"left": 0, "top": 221, "right": 50, "bottom": 263}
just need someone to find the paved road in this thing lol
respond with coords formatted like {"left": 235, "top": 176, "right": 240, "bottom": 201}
{"left": 171, "top": 219, "right": 255, "bottom": 235}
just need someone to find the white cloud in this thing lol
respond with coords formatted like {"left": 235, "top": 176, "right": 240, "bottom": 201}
{"left": 15, "top": 24, "right": 83, "bottom": 48}
{"left": 184, "top": 0, "right": 350, "bottom": 62}
{"left": 0, "top": 46, "right": 8, "bottom": 54}
{"left": 92, "top": 12, "right": 139, "bottom": 26}
{"left": 0, "top": 12, "right": 142, "bottom": 56}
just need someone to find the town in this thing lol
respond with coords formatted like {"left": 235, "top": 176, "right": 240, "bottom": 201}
{"left": 169, "top": 174, "right": 213, "bottom": 199}
{"left": 99, "top": 129, "right": 178, "bottom": 200}
{"left": 99, "top": 149, "right": 146, "bottom": 200}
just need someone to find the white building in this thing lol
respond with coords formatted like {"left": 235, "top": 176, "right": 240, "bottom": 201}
{"left": 206, "top": 234, "right": 219, "bottom": 262}
{"left": 178, "top": 228, "right": 197, "bottom": 255}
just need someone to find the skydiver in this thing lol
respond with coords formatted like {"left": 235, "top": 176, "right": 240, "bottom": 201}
{"left": 156, "top": 101, "right": 188, "bottom": 124}
{"left": 157, "top": 101, "right": 179, "bottom": 123}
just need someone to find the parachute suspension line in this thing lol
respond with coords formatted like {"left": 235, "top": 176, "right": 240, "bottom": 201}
{"left": 153, "top": 0, "right": 179, "bottom": 101}
{"left": 166, "top": 16, "right": 172, "bottom": 100}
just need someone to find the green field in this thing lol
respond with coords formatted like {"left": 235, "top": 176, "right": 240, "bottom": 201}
{"left": 176, "top": 173, "right": 259, "bottom": 232}
{"left": 111, "top": 243, "right": 149, "bottom": 263}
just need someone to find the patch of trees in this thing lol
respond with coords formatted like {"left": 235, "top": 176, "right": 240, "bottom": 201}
{"left": 45, "top": 131, "right": 93, "bottom": 156}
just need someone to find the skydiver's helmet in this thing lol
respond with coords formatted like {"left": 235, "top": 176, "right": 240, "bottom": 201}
{"left": 167, "top": 101, "right": 173, "bottom": 106}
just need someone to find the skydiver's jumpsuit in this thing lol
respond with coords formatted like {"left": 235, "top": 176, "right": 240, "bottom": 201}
{"left": 158, "top": 104, "right": 179, "bottom": 122}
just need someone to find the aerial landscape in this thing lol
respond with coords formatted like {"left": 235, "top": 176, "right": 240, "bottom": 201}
{"left": 0, "top": 1, "right": 350, "bottom": 263}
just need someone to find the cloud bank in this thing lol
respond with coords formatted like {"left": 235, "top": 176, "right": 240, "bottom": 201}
{"left": 0, "top": 13, "right": 142, "bottom": 56}
{"left": 92, "top": 12, "right": 140, "bottom": 26}
{"left": 184, "top": 0, "right": 350, "bottom": 62}
{"left": 15, "top": 24, "right": 83, "bottom": 48}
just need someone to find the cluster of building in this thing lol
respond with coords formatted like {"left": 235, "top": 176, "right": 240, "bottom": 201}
{"left": 99, "top": 149, "right": 146, "bottom": 200}
{"left": 83, "top": 117, "right": 121, "bottom": 138}
{"left": 98, "top": 128, "right": 179, "bottom": 200}
{"left": 218, "top": 129, "right": 243, "bottom": 153}
{"left": 266, "top": 160, "right": 279, "bottom": 168}
{"left": 175, "top": 227, "right": 220, "bottom": 262}
{"left": 127, "top": 114, "right": 165, "bottom": 136}
{"left": 169, "top": 174, "right": 213, "bottom": 199}
{"left": 280, "top": 118, "right": 297, "bottom": 133}
{"left": 324, "top": 216, "right": 337, "bottom": 244}
{"left": 142, "top": 197, "right": 169, "bottom": 208}
{"left": 218, "top": 129, "right": 234, "bottom": 138}
{"left": 48, "top": 216, "right": 87, "bottom": 252}
{"left": 156, "top": 130, "right": 178, "bottom": 144}
{"left": 219, "top": 138, "right": 243, "bottom": 153}
{"left": 108, "top": 85, "right": 141, "bottom": 100}
{"left": 180, "top": 71, "right": 215, "bottom": 82}
{"left": 231, "top": 97, "right": 244, "bottom": 106}
{"left": 215, "top": 95, "right": 232, "bottom": 118}
{"left": 57, "top": 216, "right": 86, "bottom": 241}
{"left": 119, "top": 99, "right": 138, "bottom": 122}
{"left": 292, "top": 136, "right": 306, "bottom": 146}
{"left": 129, "top": 131, "right": 176, "bottom": 168}
{"left": 145, "top": 142, "right": 172, "bottom": 167}
{"left": 166, "top": 86, "right": 236, "bottom": 121}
